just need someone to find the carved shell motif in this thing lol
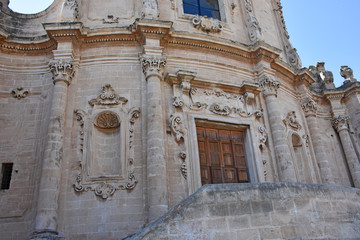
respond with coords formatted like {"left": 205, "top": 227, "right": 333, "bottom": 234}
{"left": 94, "top": 111, "right": 120, "bottom": 129}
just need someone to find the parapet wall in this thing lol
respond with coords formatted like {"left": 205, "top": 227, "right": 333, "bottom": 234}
{"left": 125, "top": 183, "right": 360, "bottom": 239}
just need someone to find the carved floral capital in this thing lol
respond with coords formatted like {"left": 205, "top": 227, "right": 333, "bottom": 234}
{"left": 331, "top": 115, "right": 350, "bottom": 132}
{"left": 259, "top": 75, "right": 280, "bottom": 97}
{"left": 141, "top": 56, "right": 167, "bottom": 79}
{"left": 49, "top": 59, "right": 75, "bottom": 85}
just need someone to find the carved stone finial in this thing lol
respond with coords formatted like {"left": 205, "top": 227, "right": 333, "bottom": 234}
{"left": 340, "top": 66, "right": 357, "bottom": 84}
{"left": 140, "top": 56, "right": 167, "bottom": 79}
{"left": 49, "top": 59, "right": 75, "bottom": 85}
{"left": 331, "top": 115, "right": 350, "bottom": 132}
{"left": 62, "top": 0, "right": 79, "bottom": 22}
{"left": 89, "top": 84, "right": 128, "bottom": 106}
{"left": 192, "top": 16, "right": 223, "bottom": 33}
{"left": 301, "top": 97, "right": 318, "bottom": 116}
{"left": 258, "top": 75, "right": 281, "bottom": 97}
{"left": 142, "top": 0, "right": 159, "bottom": 19}
{"left": 11, "top": 87, "right": 29, "bottom": 100}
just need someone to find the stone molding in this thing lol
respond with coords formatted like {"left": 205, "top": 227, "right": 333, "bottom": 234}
{"left": 89, "top": 84, "right": 128, "bottom": 106}
{"left": 49, "top": 59, "right": 75, "bottom": 85}
{"left": 243, "top": 0, "right": 262, "bottom": 43}
{"left": 140, "top": 56, "right": 167, "bottom": 79}
{"left": 301, "top": 97, "right": 318, "bottom": 116}
{"left": 331, "top": 115, "right": 350, "bottom": 132}
{"left": 192, "top": 15, "right": 223, "bottom": 33}
{"left": 10, "top": 87, "right": 29, "bottom": 99}
{"left": 258, "top": 75, "right": 280, "bottom": 97}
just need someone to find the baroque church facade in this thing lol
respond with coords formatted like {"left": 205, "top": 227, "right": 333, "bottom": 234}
{"left": 0, "top": 0, "right": 360, "bottom": 239}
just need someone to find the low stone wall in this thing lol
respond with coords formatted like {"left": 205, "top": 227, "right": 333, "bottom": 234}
{"left": 124, "top": 183, "right": 360, "bottom": 239}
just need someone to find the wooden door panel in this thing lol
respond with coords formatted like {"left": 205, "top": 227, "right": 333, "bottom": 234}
{"left": 197, "top": 125, "right": 249, "bottom": 184}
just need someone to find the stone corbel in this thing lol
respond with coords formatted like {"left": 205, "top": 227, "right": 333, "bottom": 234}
{"left": 176, "top": 70, "right": 196, "bottom": 95}
{"left": 243, "top": 0, "right": 263, "bottom": 43}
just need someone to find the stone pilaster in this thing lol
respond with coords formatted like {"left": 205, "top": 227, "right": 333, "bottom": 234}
{"left": 301, "top": 97, "right": 335, "bottom": 184}
{"left": 332, "top": 115, "right": 360, "bottom": 188}
{"left": 141, "top": 55, "right": 168, "bottom": 221}
{"left": 259, "top": 75, "right": 297, "bottom": 182}
{"left": 31, "top": 59, "right": 74, "bottom": 239}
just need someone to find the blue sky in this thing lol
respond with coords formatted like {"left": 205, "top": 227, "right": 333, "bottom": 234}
{"left": 8, "top": 0, "right": 359, "bottom": 87}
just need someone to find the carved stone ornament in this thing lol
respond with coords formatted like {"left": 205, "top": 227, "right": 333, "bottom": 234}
{"left": 94, "top": 111, "right": 120, "bottom": 129}
{"left": 258, "top": 75, "right": 280, "bottom": 97}
{"left": 73, "top": 108, "right": 140, "bottom": 199}
{"left": 179, "top": 151, "right": 187, "bottom": 179}
{"left": 173, "top": 96, "right": 184, "bottom": 108}
{"left": 62, "top": 0, "right": 79, "bottom": 22}
{"left": 170, "top": 114, "right": 185, "bottom": 142}
{"left": 11, "top": 87, "right": 29, "bottom": 99}
{"left": 192, "top": 15, "right": 223, "bottom": 33}
{"left": 302, "top": 135, "right": 310, "bottom": 147}
{"left": 331, "top": 115, "right": 350, "bottom": 132}
{"left": 301, "top": 97, "right": 318, "bottom": 115}
{"left": 209, "top": 103, "right": 231, "bottom": 116}
{"left": 258, "top": 125, "right": 268, "bottom": 150}
{"left": 49, "top": 59, "right": 75, "bottom": 85}
{"left": 188, "top": 102, "right": 208, "bottom": 111}
{"left": 340, "top": 66, "right": 357, "bottom": 84}
{"left": 309, "top": 62, "right": 335, "bottom": 92}
{"left": 243, "top": 0, "right": 262, "bottom": 43}
{"left": 283, "top": 111, "right": 302, "bottom": 131}
{"left": 140, "top": 56, "right": 167, "bottom": 78}
{"left": 89, "top": 84, "right": 128, "bottom": 106}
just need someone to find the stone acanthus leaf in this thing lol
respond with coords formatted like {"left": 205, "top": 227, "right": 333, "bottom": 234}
{"left": 179, "top": 151, "right": 187, "bottom": 179}
{"left": 258, "top": 125, "right": 268, "bottom": 150}
{"left": 89, "top": 84, "right": 128, "bottom": 106}
{"left": 192, "top": 15, "right": 223, "bottom": 33}
{"left": 11, "top": 87, "right": 29, "bottom": 99}
{"left": 283, "top": 111, "right": 302, "bottom": 131}
{"left": 243, "top": 0, "right": 262, "bottom": 43}
{"left": 170, "top": 114, "right": 185, "bottom": 142}
{"left": 259, "top": 75, "right": 280, "bottom": 97}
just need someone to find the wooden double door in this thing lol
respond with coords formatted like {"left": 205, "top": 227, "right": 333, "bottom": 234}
{"left": 197, "top": 125, "right": 249, "bottom": 185}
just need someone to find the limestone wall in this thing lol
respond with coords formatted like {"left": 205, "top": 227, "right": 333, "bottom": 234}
{"left": 126, "top": 183, "right": 360, "bottom": 239}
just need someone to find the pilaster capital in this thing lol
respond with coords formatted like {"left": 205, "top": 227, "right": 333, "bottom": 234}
{"left": 140, "top": 55, "right": 167, "bottom": 80}
{"left": 301, "top": 97, "right": 318, "bottom": 116}
{"left": 331, "top": 115, "right": 350, "bottom": 132}
{"left": 259, "top": 75, "right": 280, "bottom": 97}
{"left": 49, "top": 59, "right": 75, "bottom": 85}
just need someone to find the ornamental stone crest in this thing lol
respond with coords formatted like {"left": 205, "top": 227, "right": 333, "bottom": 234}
{"left": 49, "top": 59, "right": 75, "bottom": 85}
{"left": 259, "top": 75, "right": 280, "bottom": 97}
{"left": 11, "top": 87, "right": 29, "bottom": 99}
{"left": 209, "top": 103, "right": 231, "bottom": 116}
{"left": 89, "top": 84, "right": 128, "bottom": 106}
{"left": 331, "top": 115, "right": 350, "bottom": 132}
{"left": 192, "top": 15, "right": 223, "bottom": 33}
{"left": 140, "top": 56, "right": 167, "bottom": 78}
{"left": 258, "top": 125, "right": 268, "bottom": 150}
{"left": 179, "top": 151, "right": 187, "bottom": 179}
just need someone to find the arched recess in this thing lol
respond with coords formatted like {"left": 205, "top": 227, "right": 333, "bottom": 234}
{"left": 289, "top": 132, "right": 312, "bottom": 183}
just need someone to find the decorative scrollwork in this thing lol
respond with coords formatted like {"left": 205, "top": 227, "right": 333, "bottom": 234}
{"left": 11, "top": 87, "right": 29, "bottom": 99}
{"left": 283, "top": 111, "right": 302, "bottom": 131}
{"left": 118, "top": 158, "right": 138, "bottom": 190}
{"left": 129, "top": 108, "right": 141, "bottom": 149}
{"left": 74, "top": 109, "right": 85, "bottom": 153}
{"left": 258, "top": 126, "right": 268, "bottom": 150}
{"left": 192, "top": 15, "right": 223, "bottom": 33}
{"left": 188, "top": 102, "right": 207, "bottom": 111}
{"left": 94, "top": 183, "right": 116, "bottom": 199}
{"left": 170, "top": 114, "right": 185, "bottom": 142}
{"left": 173, "top": 96, "right": 184, "bottom": 108}
{"left": 209, "top": 103, "right": 231, "bottom": 116}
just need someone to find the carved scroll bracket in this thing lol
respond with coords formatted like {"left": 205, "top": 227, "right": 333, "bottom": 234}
{"left": 170, "top": 114, "right": 185, "bottom": 143}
